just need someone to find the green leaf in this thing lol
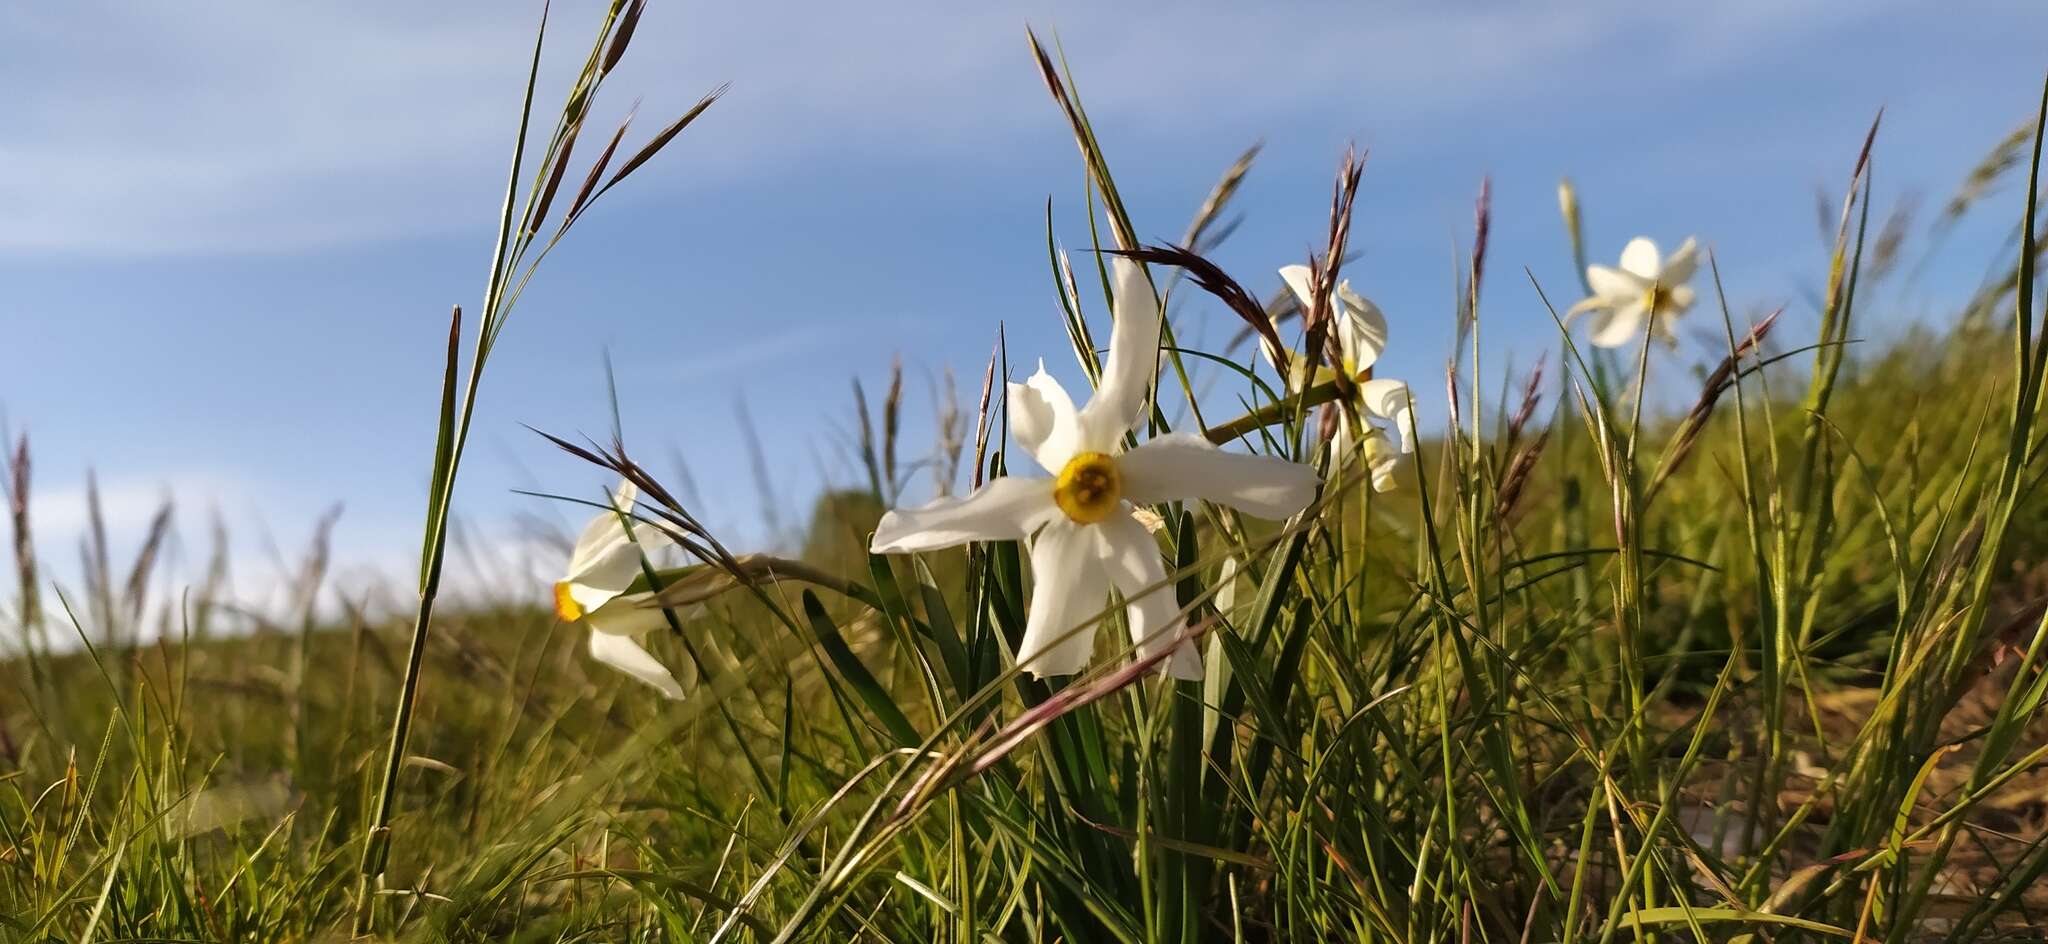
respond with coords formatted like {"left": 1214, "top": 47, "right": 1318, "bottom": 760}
{"left": 800, "top": 589, "right": 920, "bottom": 748}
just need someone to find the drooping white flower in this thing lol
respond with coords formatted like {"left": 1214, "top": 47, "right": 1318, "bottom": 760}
{"left": 554, "top": 480, "right": 695, "bottom": 699}
{"left": 1274, "top": 265, "right": 1412, "bottom": 490}
{"left": 1570, "top": 237, "right": 1699, "bottom": 348}
{"left": 1337, "top": 377, "right": 1418, "bottom": 493}
{"left": 871, "top": 259, "right": 1319, "bottom": 680}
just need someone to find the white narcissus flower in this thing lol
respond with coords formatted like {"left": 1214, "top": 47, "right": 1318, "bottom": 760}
{"left": 870, "top": 259, "right": 1319, "bottom": 680}
{"left": 554, "top": 480, "right": 696, "bottom": 700}
{"left": 1570, "top": 236, "right": 1699, "bottom": 348}
{"left": 1274, "top": 265, "right": 1412, "bottom": 490}
{"left": 1276, "top": 264, "right": 1388, "bottom": 380}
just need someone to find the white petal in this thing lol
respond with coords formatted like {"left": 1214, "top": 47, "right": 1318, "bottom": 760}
{"left": 1334, "top": 282, "right": 1389, "bottom": 372}
{"left": 564, "top": 540, "right": 650, "bottom": 615}
{"left": 589, "top": 624, "right": 687, "bottom": 699}
{"left": 1370, "top": 461, "right": 1399, "bottom": 493}
{"left": 1362, "top": 429, "right": 1402, "bottom": 492}
{"left": 1666, "top": 284, "right": 1697, "bottom": 314}
{"left": 611, "top": 478, "right": 640, "bottom": 512}
{"left": 565, "top": 483, "right": 673, "bottom": 584}
{"left": 1653, "top": 313, "right": 1682, "bottom": 348}
{"left": 1328, "top": 411, "right": 1355, "bottom": 458}
{"left": 1257, "top": 335, "right": 1286, "bottom": 376}
{"left": 1075, "top": 257, "right": 1161, "bottom": 451}
{"left": 1097, "top": 512, "right": 1201, "bottom": 679}
{"left": 1584, "top": 265, "right": 1643, "bottom": 302}
{"left": 564, "top": 479, "right": 646, "bottom": 569}
{"left": 1119, "top": 432, "right": 1319, "bottom": 519}
{"left": 1271, "top": 266, "right": 1323, "bottom": 392}
{"left": 1017, "top": 518, "right": 1110, "bottom": 678}
{"left": 585, "top": 593, "right": 675, "bottom": 637}
{"left": 870, "top": 477, "right": 1054, "bottom": 553}
{"left": 1660, "top": 238, "right": 1699, "bottom": 286}
{"left": 1277, "top": 263, "right": 1319, "bottom": 311}
{"left": 1358, "top": 379, "right": 1417, "bottom": 453}
{"left": 1261, "top": 337, "right": 1313, "bottom": 394}
{"left": 1590, "top": 299, "right": 1649, "bottom": 348}
{"left": 566, "top": 510, "right": 624, "bottom": 575}
{"left": 1618, "top": 237, "right": 1661, "bottom": 280}
{"left": 1008, "top": 361, "right": 1082, "bottom": 473}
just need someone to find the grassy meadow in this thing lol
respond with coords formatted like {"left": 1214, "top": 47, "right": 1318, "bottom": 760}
{"left": 7, "top": 4, "right": 2048, "bottom": 942}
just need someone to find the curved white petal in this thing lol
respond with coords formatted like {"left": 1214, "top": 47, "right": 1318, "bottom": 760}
{"left": 563, "top": 540, "right": 648, "bottom": 615}
{"left": 566, "top": 512, "right": 623, "bottom": 575}
{"left": 589, "top": 622, "right": 687, "bottom": 699}
{"left": 1008, "top": 361, "right": 1082, "bottom": 473}
{"left": 1334, "top": 282, "right": 1389, "bottom": 372}
{"left": 1328, "top": 409, "right": 1356, "bottom": 458}
{"left": 1583, "top": 307, "right": 1618, "bottom": 344}
{"left": 1358, "top": 379, "right": 1417, "bottom": 453}
{"left": 1649, "top": 296, "right": 1688, "bottom": 346}
{"left": 1097, "top": 512, "right": 1201, "bottom": 679}
{"left": 1076, "top": 257, "right": 1162, "bottom": 451}
{"left": 870, "top": 476, "right": 1054, "bottom": 553}
{"left": 1584, "top": 265, "right": 1642, "bottom": 302}
{"left": 1257, "top": 335, "right": 1286, "bottom": 376}
{"left": 1277, "top": 263, "right": 1318, "bottom": 311}
{"left": 1119, "top": 432, "right": 1320, "bottom": 519}
{"left": 1665, "top": 284, "right": 1697, "bottom": 315}
{"left": 613, "top": 478, "right": 641, "bottom": 510}
{"left": 1590, "top": 299, "right": 1649, "bottom": 348}
{"left": 586, "top": 592, "right": 675, "bottom": 637}
{"left": 565, "top": 479, "right": 642, "bottom": 571}
{"left": 565, "top": 480, "right": 673, "bottom": 584}
{"left": 1564, "top": 294, "right": 1613, "bottom": 326}
{"left": 1261, "top": 338, "right": 1314, "bottom": 394}
{"left": 1362, "top": 428, "right": 1402, "bottom": 492}
{"left": 1660, "top": 237, "right": 1699, "bottom": 286}
{"left": 1619, "top": 237, "right": 1662, "bottom": 279}
{"left": 1017, "top": 518, "right": 1109, "bottom": 678}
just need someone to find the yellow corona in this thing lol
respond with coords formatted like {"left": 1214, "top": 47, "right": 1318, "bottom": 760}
{"left": 1644, "top": 282, "right": 1671, "bottom": 316}
{"left": 553, "top": 580, "right": 584, "bottom": 621}
{"left": 1053, "top": 451, "right": 1121, "bottom": 524}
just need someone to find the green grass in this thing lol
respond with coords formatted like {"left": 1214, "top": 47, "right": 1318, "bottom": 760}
{"left": 7, "top": 7, "right": 2048, "bottom": 942}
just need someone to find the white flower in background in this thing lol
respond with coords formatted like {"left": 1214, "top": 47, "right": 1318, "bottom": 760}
{"left": 1275, "top": 264, "right": 1388, "bottom": 381}
{"left": 1274, "top": 264, "right": 1412, "bottom": 491}
{"left": 1571, "top": 236, "right": 1699, "bottom": 348}
{"left": 870, "top": 259, "right": 1319, "bottom": 680}
{"left": 1337, "top": 378, "right": 1418, "bottom": 493}
{"left": 554, "top": 480, "right": 695, "bottom": 699}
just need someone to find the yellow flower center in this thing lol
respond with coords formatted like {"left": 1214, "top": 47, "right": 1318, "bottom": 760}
{"left": 1053, "top": 451, "right": 1121, "bottom": 524}
{"left": 553, "top": 580, "right": 584, "bottom": 622}
{"left": 1644, "top": 282, "right": 1672, "bottom": 314}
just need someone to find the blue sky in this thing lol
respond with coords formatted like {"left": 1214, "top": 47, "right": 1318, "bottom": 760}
{"left": 2, "top": 0, "right": 2043, "bottom": 611}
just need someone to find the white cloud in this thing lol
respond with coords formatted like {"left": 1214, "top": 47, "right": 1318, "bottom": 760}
{"left": 0, "top": 3, "right": 528, "bottom": 253}
{"left": 0, "top": 0, "right": 1899, "bottom": 256}
{"left": 6, "top": 462, "right": 563, "bottom": 649}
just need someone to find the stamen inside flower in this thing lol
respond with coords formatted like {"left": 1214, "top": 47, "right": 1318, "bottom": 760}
{"left": 1053, "top": 451, "right": 1122, "bottom": 524}
{"left": 553, "top": 580, "right": 584, "bottom": 621}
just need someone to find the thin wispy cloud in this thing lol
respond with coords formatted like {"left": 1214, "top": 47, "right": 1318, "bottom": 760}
{"left": 1, "top": 0, "right": 1905, "bottom": 256}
